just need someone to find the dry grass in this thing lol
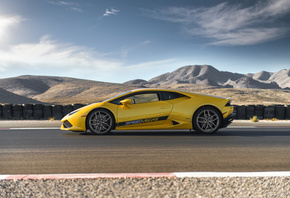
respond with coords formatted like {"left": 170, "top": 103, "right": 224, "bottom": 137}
{"left": 34, "top": 83, "right": 290, "bottom": 105}
{"left": 1, "top": 75, "right": 289, "bottom": 105}
{"left": 250, "top": 116, "right": 259, "bottom": 122}
{"left": 152, "top": 84, "right": 290, "bottom": 105}
{"left": 194, "top": 88, "right": 290, "bottom": 105}
{"left": 33, "top": 83, "right": 143, "bottom": 104}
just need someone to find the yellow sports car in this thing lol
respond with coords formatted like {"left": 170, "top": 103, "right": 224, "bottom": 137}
{"left": 61, "top": 89, "right": 234, "bottom": 134}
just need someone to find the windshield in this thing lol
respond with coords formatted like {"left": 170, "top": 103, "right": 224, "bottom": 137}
{"left": 102, "top": 91, "right": 131, "bottom": 102}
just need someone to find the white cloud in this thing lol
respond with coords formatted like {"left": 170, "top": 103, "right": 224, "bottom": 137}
{"left": 0, "top": 15, "right": 24, "bottom": 38}
{"left": 103, "top": 8, "right": 120, "bottom": 17}
{"left": 123, "top": 59, "right": 177, "bottom": 81}
{"left": 149, "top": 0, "right": 290, "bottom": 46}
{"left": 0, "top": 36, "right": 122, "bottom": 79}
{"left": 127, "top": 59, "right": 175, "bottom": 69}
{"left": 49, "top": 1, "right": 83, "bottom": 12}
{"left": 204, "top": 28, "right": 288, "bottom": 46}
{"left": 142, "top": 40, "right": 151, "bottom": 45}
{"left": 0, "top": 36, "right": 176, "bottom": 82}
{"left": 70, "top": 7, "right": 83, "bottom": 13}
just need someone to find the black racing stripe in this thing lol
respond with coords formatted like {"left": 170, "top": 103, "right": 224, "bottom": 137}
{"left": 117, "top": 116, "right": 168, "bottom": 126}
{"left": 158, "top": 116, "right": 168, "bottom": 121}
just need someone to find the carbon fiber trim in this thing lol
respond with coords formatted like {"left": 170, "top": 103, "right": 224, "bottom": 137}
{"left": 63, "top": 120, "right": 73, "bottom": 128}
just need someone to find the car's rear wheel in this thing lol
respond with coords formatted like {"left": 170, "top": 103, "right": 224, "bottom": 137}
{"left": 193, "top": 107, "right": 221, "bottom": 134}
{"left": 87, "top": 109, "right": 114, "bottom": 135}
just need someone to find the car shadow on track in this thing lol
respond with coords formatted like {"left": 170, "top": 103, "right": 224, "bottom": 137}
{"left": 77, "top": 128, "right": 290, "bottom": 137}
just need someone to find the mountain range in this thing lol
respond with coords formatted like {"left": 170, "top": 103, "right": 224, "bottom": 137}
{"left": 124, "top": 65, "right": 290, "bottom": 89}
{"left": 0, "top": 65, "right": 289, "bottom": 105}
{"left": 0, "top": 75, "right": 141, "bottom": 104}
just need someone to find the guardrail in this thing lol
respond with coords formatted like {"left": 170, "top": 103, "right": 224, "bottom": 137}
{"left": 0, "top": 104, "right": 290, "bottom": 120}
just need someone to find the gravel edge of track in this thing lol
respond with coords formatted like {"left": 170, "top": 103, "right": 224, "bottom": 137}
{"left": 1, "top": 177, "right": 289, "bottom": 197}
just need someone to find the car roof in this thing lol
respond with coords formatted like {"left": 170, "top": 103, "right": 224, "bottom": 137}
{"left": 130, "top": 88, "right": 184, "bottom": 93}
{"left": 103, "top": 88, "right": 191, "bottom": 102}
{"left": 128, "top": 88, "right": 191, "bottom": 95}
{"left": 129, "top": 88, "right": 228, "bottom": 100}
{"left": 104, "top": 88, "right": 228, "bottom": 103}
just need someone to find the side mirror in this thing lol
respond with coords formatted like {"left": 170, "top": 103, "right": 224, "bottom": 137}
{"left": 120, "top": 99, "right": 132, "bottom": 106}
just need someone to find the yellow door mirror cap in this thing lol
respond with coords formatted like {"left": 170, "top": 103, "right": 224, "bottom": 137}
{"left": 120, "top": 99, "right": 132, "bottom": 105}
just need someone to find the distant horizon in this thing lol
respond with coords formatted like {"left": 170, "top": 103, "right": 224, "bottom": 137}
{"left": 0, "top": 64, "right": 289, "bottom": 85}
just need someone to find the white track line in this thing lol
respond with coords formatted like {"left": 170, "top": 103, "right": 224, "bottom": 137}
{"left": 0, "top": 175, "right": 10, "bottom": 180}
{"left": 1, "top": 171, "right": 290, "bottom": 180}
{"left": 9, "top": 127, "right": 60, "bottom": 130}
{"left": 0, "top": 173, "right": 175, "bottom": 180}
{"left": 175, "top": 171, "right": 290, "bottom": 177}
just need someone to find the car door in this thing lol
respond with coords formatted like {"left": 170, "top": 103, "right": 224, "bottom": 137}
{"left": 116, "top": 92, "right": 172, "bottom": 129}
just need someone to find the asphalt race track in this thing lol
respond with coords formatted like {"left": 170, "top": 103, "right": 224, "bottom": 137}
{"left": 0, "top": 127, "right": 290, "bottom": 174}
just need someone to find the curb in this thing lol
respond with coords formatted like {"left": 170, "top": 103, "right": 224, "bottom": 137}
{"left": 1, "top": 172, "right": 290, "bottom": 180}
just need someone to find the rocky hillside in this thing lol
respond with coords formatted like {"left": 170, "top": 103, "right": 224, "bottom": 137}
{"left": 0, "top": 75, "right": 142, "bottom": 104}
{"left": 252, "top": 71, "right": 273, "bottom": 81}
{"left": 0, "top": 88, "right": 43, "bottom": 104}
{"left": 268, "top": 69, "right": 290, "bottom": 88}
{"left": 0, "top": 75, "right": 72, "bottom": 97}
{"left": 125, "top": 65, "right": 290, "bottom": 89}
{"left": 148, "top": 65, "right": 244, "bottom": 86}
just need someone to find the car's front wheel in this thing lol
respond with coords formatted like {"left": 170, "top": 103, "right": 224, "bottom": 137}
{"left": 87, "top": 109, "right": 114, "bottom": 135}
{"left": 193, "top": 107, "right": 221, "bottom": 134}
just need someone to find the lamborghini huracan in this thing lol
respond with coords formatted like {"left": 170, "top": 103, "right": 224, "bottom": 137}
{"left": 61, "top": 89, "right": 234, "bottom": 134}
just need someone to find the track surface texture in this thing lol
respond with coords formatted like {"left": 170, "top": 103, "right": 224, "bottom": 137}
{"left": 0, "top": 127, "right": 290, "bottom": 174}
{"left": 1, "top": 177, "right": 289, "bottom": 197}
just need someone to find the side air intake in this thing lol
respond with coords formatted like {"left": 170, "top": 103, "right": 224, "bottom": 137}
{"left": 172, "top": 120, "right": 179, "bottom": 125}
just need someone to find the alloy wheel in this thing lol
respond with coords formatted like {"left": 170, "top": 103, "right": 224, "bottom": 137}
{"left": 195, "top": 108, "right": 220, "bottom": 133}
{"left": 88, "top": 110, "right": 113, "bottom": 134}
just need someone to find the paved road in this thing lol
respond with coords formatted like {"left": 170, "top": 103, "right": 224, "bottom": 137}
{"left": 0, "top": 128, "right": 290, "bottom": 174}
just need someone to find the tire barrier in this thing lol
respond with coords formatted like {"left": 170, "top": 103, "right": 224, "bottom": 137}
{"left": 254, "top": 105, "right": 264, "bottom": 120}
{"left": 264, "top": 106, "right": 275, "bottom": 119}
{"left": 275, "top": 105, "right": 285, "bottom": 120}
{"left": 43, "top": 105, "right": 52, "bottom": 120}
{"left": 246, "top": 105, "right": 255, "bottom": 119}
{"left": 12, "top": 105, "right": 23, "bottom": 119}
{"left": 286, "top": 106, "right": 290, "bottom": 120}
{"left": 236, "top": 105, "right": 246, "bottom": 120}
{"left": 33, "top": 104, "right": 43, "bottom": 120}
{"left": 3, "top": 104, "right": 12, "bottom": 120}
{"left": 0, "top": 105, "right": 2, "bottom": 120}
{"left": 52, "top": 105, "right": 63, "bottom": 120}
{"left": 0, "top": 104, "right": 289, "bottom": 120}
{"left": 72, "top": 103, "right": 84, "bottom": 110}
{"left": 63, "top": 105, "right": 73, "bottom": 117}
{"left": 23, "top": 104, "right": 33, "bottom": 119}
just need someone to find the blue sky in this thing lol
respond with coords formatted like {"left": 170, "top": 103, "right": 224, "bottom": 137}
{"left": 0, "top": 0, "right": 289, "bottom": 83}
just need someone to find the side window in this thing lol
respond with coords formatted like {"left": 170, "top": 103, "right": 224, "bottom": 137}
{"left": 125, "top": 96, "right": 135, "bottom": 104}
{"left": 160, "top": 91, "right": 185, "bottom": 101}
{"left": 126, "top": 93, "right": 159, "bottom": 104}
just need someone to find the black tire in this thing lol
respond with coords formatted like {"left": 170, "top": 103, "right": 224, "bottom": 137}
{"left": 193, "top": 106, "right": 222, "bottom": 134}
{"left": 86, "top": 109, "right": 114, "bottom": 135}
